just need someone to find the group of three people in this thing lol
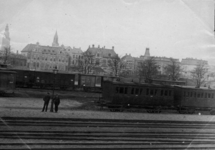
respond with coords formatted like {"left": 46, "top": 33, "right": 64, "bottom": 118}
{"left": 42, "top": 93, "right": 60, "bottom": 113}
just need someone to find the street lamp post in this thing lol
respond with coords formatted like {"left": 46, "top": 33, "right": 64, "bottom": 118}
{"left": 50, "top": 66, "right": 58, "bottom": 112}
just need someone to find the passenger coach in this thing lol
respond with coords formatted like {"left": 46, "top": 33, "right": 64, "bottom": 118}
{"left": 174, "top": 86, "right": 215, "bottom": 115}
{"left": 102, "top": 80, "right": 175, "bottom": 112}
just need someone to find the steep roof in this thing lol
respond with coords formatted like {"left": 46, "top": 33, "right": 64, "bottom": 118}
{"left": 181, "top": 58, "right": 208, "bottom": 66}
{"left": 66, "top": 46, "right": 83, "bottom": 54}
{"left": 21, "top": 44, "right": 66, "bottom": 55}
{"left": 85, "top": 45, "right": 117, "bottom": 58}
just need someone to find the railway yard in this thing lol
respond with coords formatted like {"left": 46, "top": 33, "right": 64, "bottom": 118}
{"left": 1, "top": 88, "right": 215, "bottom": 149}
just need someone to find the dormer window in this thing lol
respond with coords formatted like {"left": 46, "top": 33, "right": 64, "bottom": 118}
{"left": 108, "top": 53, "right": 111, "bottom": 57}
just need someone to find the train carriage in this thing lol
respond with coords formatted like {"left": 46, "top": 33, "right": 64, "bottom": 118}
{"left": 102, "top": 81, "right": 175, "bottom": 112}
{"left": 10, "top": 69, "right": 76, "bottom": 90}
{"left": 174, "top": 86, "right": 215, "bottom": 115}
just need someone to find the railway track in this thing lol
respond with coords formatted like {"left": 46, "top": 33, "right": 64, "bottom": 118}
{"left": 1, "top": 117, "right": 215, "bottom": 149}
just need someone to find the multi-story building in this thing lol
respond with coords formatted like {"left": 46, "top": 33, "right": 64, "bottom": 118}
{"left": 65, "top": 46, "right": 83, "bottom": 66}
{"left": 21, "top": 32, "right": 70, "bottom": 72}
{"left": 121, "top": 48, "right": 180, "bottom": 77}
{"left": 181, "top": 58, "right": 208, "bottom": 78}
{"left": 153, "top": 56, "right": 180, "bottom": 75}
{"left": 84, "top": 44, "right": 118, "bottom": 75}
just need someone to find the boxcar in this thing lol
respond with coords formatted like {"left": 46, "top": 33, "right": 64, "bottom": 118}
{"left": 10, "top": 69, "right": 75, "bottom": 90}
{"left": 102, "top": 81, "right": 175, "bottom": 112}
{"left": 76, "top": 74, "right": 116, "bottom": 92}
{"left": 0, "top": 69, "right": 16, "bottom": 94}
{"left": 174, "top": 86, "right": 215, "bottom": 115}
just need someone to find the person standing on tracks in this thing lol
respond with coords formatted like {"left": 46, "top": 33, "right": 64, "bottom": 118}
{"left": 42, "top": 93, "right": 51, "bottom": 112}
{"left": 54, "top": 94, "right": 60, "bottom": 113}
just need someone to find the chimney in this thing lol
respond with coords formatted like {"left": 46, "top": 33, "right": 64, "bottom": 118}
{"left": 92, "top": 44, "right": 94, "bottom": 48}
{"left": 112, "top": 46, "right": 114, "bottom": 50}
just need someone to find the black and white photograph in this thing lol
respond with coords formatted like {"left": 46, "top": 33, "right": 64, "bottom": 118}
{"left": 0, "top": 0, "right": 215, "bottom": 149}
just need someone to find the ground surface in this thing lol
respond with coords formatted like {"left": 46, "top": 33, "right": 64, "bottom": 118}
{"left": 0, "top": 88, "right": 215, "bottom": 122}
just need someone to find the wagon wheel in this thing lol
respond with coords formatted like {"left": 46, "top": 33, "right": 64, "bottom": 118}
{"left": 119, "top": 107, "right": 124, "bottom": 112}
{"left": 210, "top": 109, "right": 215, "bottom": 115}
{"left": 188, "top": 108, "right": 195, "bottom": 114}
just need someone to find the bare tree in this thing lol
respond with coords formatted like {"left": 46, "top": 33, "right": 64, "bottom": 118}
{"left": 164, "top": 58, "right": 181, "bottom": 81}
{"left": 108, "top": 55, "right": 126, "bottom": 77}
{"left": 191, "top": 62, "right": 208, "bottom": 88}
{"left": 0, "top": 46, "right": 11, "bottom": 65}
{"left": 138, "top": 57, "right": 159, "bottom": 83}
{"left": 77, "top": 52, "right": 100, "bottom": 74}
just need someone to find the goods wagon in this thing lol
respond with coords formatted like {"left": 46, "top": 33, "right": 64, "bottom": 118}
{"left": 11, "top": 69, "right": 75, "bottom": 90}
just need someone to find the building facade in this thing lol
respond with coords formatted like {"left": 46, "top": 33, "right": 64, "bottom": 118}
{"left": 121, "top": 48, "right": 180, "bottom": 77}
{"left": 181, "top": 58, "right": 208, "bottom": 78}
{"left": 21, "top": 32, "right": 71, "bottom": 72}
{"left": 84, "top": 44, "right": 118, "bottom": 75}
{"left": 22, "top": 42, "right": 69, "bottom": 72}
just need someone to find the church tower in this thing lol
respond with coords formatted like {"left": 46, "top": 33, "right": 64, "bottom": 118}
{"left": 144, "top": 47, "right": 150, "bottom": 57}
{"left": 1, "top": 24, "right": 10, "bottom": 50}
{"left": 52, "top": 31, "right": 59, "bottom": 47}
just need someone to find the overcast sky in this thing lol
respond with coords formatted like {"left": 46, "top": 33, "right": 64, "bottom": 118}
{"left": 0, "top": 0, "right": 214, "bottom": 64}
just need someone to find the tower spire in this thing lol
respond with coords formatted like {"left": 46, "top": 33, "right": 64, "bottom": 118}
{"left": 52, "top": 31, "right": 59, "bottom": 47}
{"left": 1, "top": 24, "right": 10, "bottom": 50}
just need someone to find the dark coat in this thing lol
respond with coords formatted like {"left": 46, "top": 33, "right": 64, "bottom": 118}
{"left": 54, "top": 97, "right": 60, "bottom": 105}
{"left": 43, "top": 95, "right": 51, "bottom": 103}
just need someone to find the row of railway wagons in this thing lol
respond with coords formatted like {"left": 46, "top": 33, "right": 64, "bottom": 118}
{"left": 100, "top": 81, "right": 215, "bottom": 115}
{"left": 8, "top": 69, "right": 115, "bottom": 92}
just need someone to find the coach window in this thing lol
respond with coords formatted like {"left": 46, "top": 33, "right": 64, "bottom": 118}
{"left": 135, "top": 88, "right": 139, "bottom": 95}
{"left": 140, "top": 89, "right": 143, "bottom": 95}
{"left": 190, "top": 92, "right": 192, "bottom": 97}
{"left": 164, "top": 90, "right": 168, "bottom": 96}
{"left": 169, "top": 90, "right": 172, "bottom": 96}
{"left": 150, "top": 89, "right": 154, "bottom": 95}
{"left": 131, "top": 88, "right": 135, "bottom": 94}
{"left": 154, "top": 89, "right": 158, "bottom": 96}
{"left": 146, "top": 88, "right": 149, "bottom": 95}
{"left": 124, "top": 87, "right": 128, "bottom": 94}
{"left": 205, "top": 93, "right": 207, "bottom": 98}
{"left": 119, "top": 87, "right": 124, "bottom": 94}
{"left": 208, "top": 93, "right": 211, "bottom": 98}
{"left": 201, "top": 93, "right": 204, "bottom": 98}
{"left": 212, "top": 94, "right": 214, "bottom": 98}
{"left": 197, "top": 93, "right": 201, "bottom": 98}
{"left": 187, "top": 92, "right": 189, "bottom": 97}
{"left": 184, "top": 91, "right": 186, "bottom": 97}
{"left": 161, "top": 90, "right": 163, "bottom": 96}
{"left": 116, "top": 87, "right": 119, "bottom": 93}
